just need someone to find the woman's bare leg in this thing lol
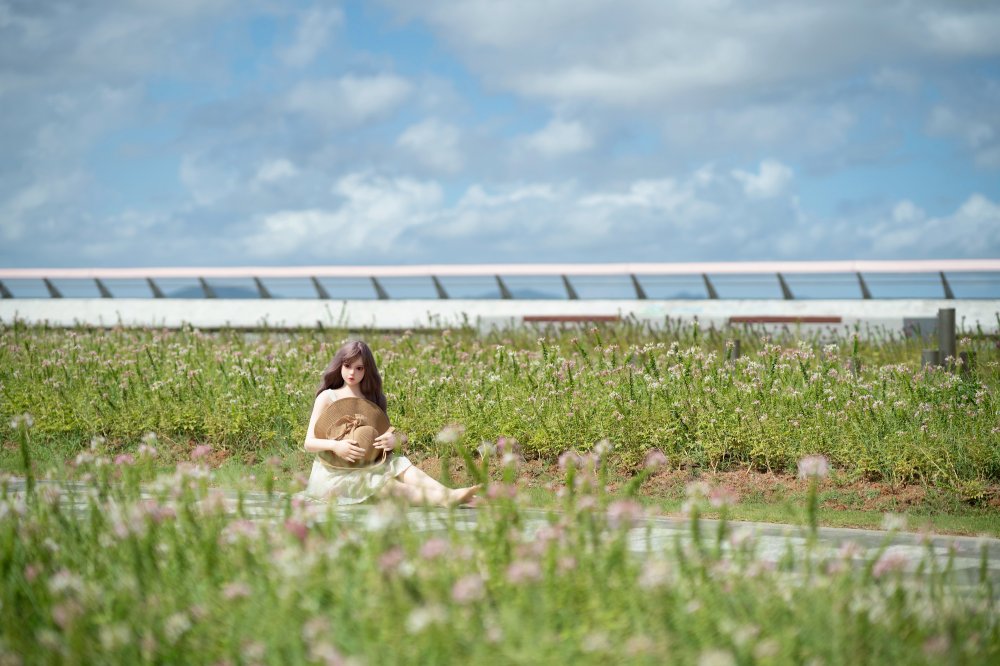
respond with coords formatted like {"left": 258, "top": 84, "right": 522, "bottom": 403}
{"left": 397, "top": 464, "right": 449, "bottom": 490}
{"left": 377, "top": 478, "right": 449, "bottom": 506}
{"left": 396, "top": 465, "right": 481, "bottom": 505}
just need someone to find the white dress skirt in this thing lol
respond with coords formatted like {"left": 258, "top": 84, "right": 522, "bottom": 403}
{"left": 301, "top": 454, "right": 414, "bottom": 505}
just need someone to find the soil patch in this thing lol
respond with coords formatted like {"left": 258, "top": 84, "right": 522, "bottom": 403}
{"left": 408, "top": 452, "right": 997, "bottom": 514}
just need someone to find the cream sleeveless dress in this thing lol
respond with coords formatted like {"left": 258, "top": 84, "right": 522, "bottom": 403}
{"left": 301, "top": 390, "right": 413, "bottom": 505}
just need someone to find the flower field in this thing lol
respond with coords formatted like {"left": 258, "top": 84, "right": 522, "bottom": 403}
{"left": 1, "top": 321, "right": 999, "bottom": 663}
{"left": 1, "top": 439, "right": 998, "bottom": 664}
{"left": 1, "top": 321, "right": 997, "bottom": 489}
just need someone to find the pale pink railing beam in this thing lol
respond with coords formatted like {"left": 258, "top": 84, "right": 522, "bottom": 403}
{"left": 1, "top": 259, "right": 999, "bottom": 280}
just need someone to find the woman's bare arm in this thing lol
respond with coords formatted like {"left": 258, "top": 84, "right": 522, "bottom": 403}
{"left": 302, "top": 391, "right": 366, "bottom": 462}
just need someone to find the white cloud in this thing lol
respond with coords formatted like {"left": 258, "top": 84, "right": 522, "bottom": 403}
{"left": 383, "top": 1, "right": 1000, "bottom": 110}
{"left": 397, "top": 119, "right": 463, "bottom": 172}
{"left": 871, "top": 67, "right": 919, "bottom": 93}
{"left": 921, "top": 10, "right": 1000, "bottom": 57}
{"left": 180, "top": 154, "right": 238, "bottom": 206}
{"left": 892, "top": 200, "right": 924, "bottom": 224}
{"left": 388, "top": 164, "right": 804, "bottom": 259}
{"left": 242, "top": 172, "right": 444, "bottom": 258}
{"left": 242, "top": 209, "right": 336, "bottom": 258}
{"left": 285, "top": 74, "right": 413, "bottom": 127}
{"left": 458, "top": 183, "right": 559, "bottom": 208}
{"left": 278, "top": 7, "right": 343, "bottom": 67}
{"left": 4, "top": 0, "right": 999, "bottom": 268}
{"left": 863, "top": 194, "right": 1000, "bottom": 256}
{"left": 927, "top": 102, "right": 1000, "bottom": 168}
{"left": 731, "top": 160, "right": 793, "bottom": 199}
{"left": 255, "top": 159, "right": 298, "bottom": 183}
{"left": 660, "top": 101, "right": 859, "bottom": 159}
{"left": 0, "top": 174, "right": 85, "bottom": 242}
{"left": 519, "top": 119, "right": 594, "bottom": 157}
{"left": 227, "top": 162, "right": 1000, "bottom": 264}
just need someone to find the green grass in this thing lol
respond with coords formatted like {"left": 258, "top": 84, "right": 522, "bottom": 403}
{"left": 2, "top": 321, "right": 999, "bottom": 542}
{"left": 2, "top": 321, "right": 998, "bottom": 489}
{"left": 516, "top": 485, "right": 1000, "bottom": 537}
{"left": 2, "top": 434, "right": 998, "bottom": 665}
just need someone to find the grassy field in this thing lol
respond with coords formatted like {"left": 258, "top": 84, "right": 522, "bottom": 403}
{"left": 2, "top": 320, "right": 997, "bottom": 489}
{"left": 2, "top": 321, "right": 999, "bottom": 662}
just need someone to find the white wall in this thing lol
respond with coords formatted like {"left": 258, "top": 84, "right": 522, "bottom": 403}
{"left": 2, "top": 298, "right": 998, "bottom": 336}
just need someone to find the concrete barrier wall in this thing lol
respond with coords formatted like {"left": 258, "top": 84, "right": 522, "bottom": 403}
{"left": 2, "top": 298, "right": 998, "bottom": 335}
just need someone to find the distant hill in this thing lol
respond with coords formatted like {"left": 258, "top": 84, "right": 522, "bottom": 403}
{"left": 465, "top": 288, "right": 561, "bottom": 300}
{"left": 168, "top": 285, "right": 261, "bottom": 299}
{"left": 164, "top": 286, "right": 709, "bottom": 300}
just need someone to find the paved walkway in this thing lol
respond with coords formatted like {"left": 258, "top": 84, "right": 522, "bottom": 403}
{"left": 6, "top": 479, "right": 1000, "bottom": 594}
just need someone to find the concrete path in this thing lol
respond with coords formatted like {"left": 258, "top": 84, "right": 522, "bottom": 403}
{"left": 6, "top": 479, "right": 999, "bottom": 594}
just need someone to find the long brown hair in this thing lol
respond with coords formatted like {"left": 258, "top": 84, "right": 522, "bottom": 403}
{"left": 316, "top": 340, "right": 387, "bottom": 411}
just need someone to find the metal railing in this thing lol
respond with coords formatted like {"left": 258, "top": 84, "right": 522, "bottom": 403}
{"left": 1, "top": 260, "right": 998, "bottom": 300}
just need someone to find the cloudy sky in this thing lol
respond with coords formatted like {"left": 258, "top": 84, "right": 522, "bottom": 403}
{"left": 2, "top": 0, "right": 999, "bottom": 268}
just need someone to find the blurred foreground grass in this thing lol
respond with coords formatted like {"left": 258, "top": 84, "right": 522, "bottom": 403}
{"left": 1, "top": 423, "right": 998, "bottom": 665}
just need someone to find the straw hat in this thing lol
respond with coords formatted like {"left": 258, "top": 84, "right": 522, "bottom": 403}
{"left": 315, "top": 396, "right": 393, "bottom": 470}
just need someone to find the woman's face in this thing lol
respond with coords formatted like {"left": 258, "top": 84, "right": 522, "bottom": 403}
{"left": 341, "top": 357, "right": 365, "bottom": 387}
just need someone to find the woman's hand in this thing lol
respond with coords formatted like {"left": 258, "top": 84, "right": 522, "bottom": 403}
{"left": 332, "top": 439, "right": 366, "bottom": 463}
{"left": 374, "top": 430, "right": 397, "bottom": 452}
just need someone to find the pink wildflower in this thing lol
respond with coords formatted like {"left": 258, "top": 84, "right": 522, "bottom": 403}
{"left": 486, "top": 483, "right": 518, "bottom": 500}
{"left": 435, "top": 424, "right": 466, "bottom": 444}
{"left": 418, "top": 538, "right": 449, "bottom": 561}
{"left": 607, "top": 499, "right": 644, "bottom": 529}
{"left": 638, "top": 560, "right": 671, "bottom": 589}
{"left": 141, "top": 500, "right": 176, "bottom": 524}
{"left": 872, "top": 550, "right": 908, "bottom": 578}
{"left": 221, "top": 520, "right": 259, "bottom": 544}
{"left": 137, "top": 444, "right": 158, "bottom": 458}
{"left": 506, "top": 559, "right": 542, "bottom": 585}
{"left": 923, "top": 635, "right": 950, "bottom": 657}
{"left": 222, "top": 581, "right": 252, "bottom": 600}
{"left": 9, "top": 413, "right": 34, "bottom": 429}
{"left": 709, "top": 487, "right": 738, "bottom": 509}
{"left": 501, "top": 452, "right": 522, "bottom": 469}
{"left": 697, "top": 648, "right": 735, "bottom": 666}
{"left": 797, "top": 454, "right": 830, "bottom": 479}
{"left": 825, "top": 559, "right": 847, "bottom": 575}
{"left": 378, "top": 546, "right": 405, "bottom": 572}
{"left": 643, "top": 449, "right": 668, "bottom": 470}
{"left": 558, "top": 450, "right": 584, "bottom": 471}
{"left": 451, "top": 574, "right": 485, "bottom": 604}
{"left": 52, "top": 601, "right": 82, "bottom": 629}
{"left": 114, "top": 454, "right": 135, "bottom": 466}
{"left": 496, "top": 437, "right": 521, "bottom": 457}
{"left": 284, "top": 519, "right": 308, "bottom": 544}
{"left": 191, "top": 444, "right": 212, "bottom": 460}
{"left": 199, "top": 489, "right": 227, "bottom": 515}
{"left": 534, "top": 524, "right": 564, "bottom": 545}
{"left": 881, "top": 513, "right": 907, "bottom": 532}
{"left": 729, "top": 527, "right": 755, "bottom": 549}
{"left": 592, "top": 439, "right": 613, "bottom": 460}
{"left": 685, "top": 481, "right": 711, "bottom": 500}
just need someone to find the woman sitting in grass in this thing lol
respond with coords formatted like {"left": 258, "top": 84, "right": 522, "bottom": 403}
{"left": 301, "top": 340, "right": 479, "bottom": 506}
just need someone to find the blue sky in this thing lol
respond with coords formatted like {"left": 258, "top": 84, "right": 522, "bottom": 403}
{"left": 1, "top": 0, "right": 999, "bottom": 268}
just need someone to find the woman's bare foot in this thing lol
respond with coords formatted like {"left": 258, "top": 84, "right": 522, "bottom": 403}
{"left": 446, "top": 484, "right": 482, "bottom": 507}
